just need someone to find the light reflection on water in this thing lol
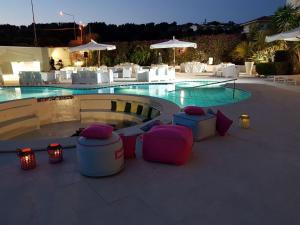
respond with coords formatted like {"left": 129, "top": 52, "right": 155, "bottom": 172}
{"left": 0, "top": 82, "right": 251, "bottom": 107}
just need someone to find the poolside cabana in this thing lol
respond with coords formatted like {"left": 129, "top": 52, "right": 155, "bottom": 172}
{"left": 150, "top": 36, "right": 197, "bottom": 65}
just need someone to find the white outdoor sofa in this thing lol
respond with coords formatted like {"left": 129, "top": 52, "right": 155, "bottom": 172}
{"left": 41, "top": 72, "right": 57, "bottom": 83}
{"left": 180, "top": 62, "right": 207, "bottom": 73}
{"left": 113, "top": 63, "right": 141, "bottom": 79}
{"left": 122, "top": 66, "right": 133, "bottom": 78}
{"left": 214, "top": 63, "right": 239, "bottom": 78}
{"left": 137, "top": 66, "right": 176, "bottom": 82}
{"left": 71, "top": 70, "right": 113, "bottom": 84}
{"left": 19, "top": 71, "right": 43, "bottom": 85}
{"left": 57, "top": 69, "right": 73, "bottom": 81}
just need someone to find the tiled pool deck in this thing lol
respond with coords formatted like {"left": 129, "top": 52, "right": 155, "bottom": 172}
{"left": 1, "top": 77, "right": 300, "bottom": 225}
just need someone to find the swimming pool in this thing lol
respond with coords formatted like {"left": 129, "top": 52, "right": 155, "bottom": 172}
{"left": 0, "top": 81, "right": 251, "bottom": 107}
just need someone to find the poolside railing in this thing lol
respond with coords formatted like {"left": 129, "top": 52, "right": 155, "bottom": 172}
{"left": 169, "top": 78, "right": 238, "bottom": 99}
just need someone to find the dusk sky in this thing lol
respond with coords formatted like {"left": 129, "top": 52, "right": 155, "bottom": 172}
{"left": 0, "top": 0, "right": 286, "bottom": 25}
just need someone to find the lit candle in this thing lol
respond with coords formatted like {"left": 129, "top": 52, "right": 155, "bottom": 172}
{"left": 24, "top": 156, "right": 30, "bottom": 163}
{"left": 47, "top": 144, "right": 63, "bottom": 164}
{"left": 17, "top": 148, "right": 36, "bottom": 170}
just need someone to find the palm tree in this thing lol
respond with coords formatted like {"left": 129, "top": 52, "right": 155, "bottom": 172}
{"left": 272, "top": 4, "right": 300, "bottom": 32}
{"left": 272, "top": 4, "right": 300, "bottom": 73}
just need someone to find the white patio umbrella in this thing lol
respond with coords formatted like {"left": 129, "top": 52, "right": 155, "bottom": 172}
{"left": 150, "top": 36, "right": 197, "bottom": 65}
{"left": 265, "top": 27, "right": 300, "bottom": 42}
{"left": 69, "top": 39, "right": 116, "bottom": 66}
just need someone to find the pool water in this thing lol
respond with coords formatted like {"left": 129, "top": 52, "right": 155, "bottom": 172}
{"left": 0, "top": 81, "right": 251, "bottom": 107}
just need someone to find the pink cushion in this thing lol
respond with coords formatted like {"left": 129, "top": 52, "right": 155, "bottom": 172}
{"left": 120, "top": 134, "right": 138, "bottom": 159}
{"left": 80, "top": 124, "right": 113, "bottom": 139}
{"left": 143, "top": 125, "right": 193, "bottom": 165}
{"left": 216, "top": 110, "right": 233, "bottom": 136}
{"left": 183, "top": 106, "right": 205, "bottom": 115}
{"left": 150, "top": 125, "right": 193, "bottom": 147}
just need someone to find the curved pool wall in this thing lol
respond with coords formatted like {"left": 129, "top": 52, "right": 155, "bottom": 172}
{"left": 0, "top": 81, "right": 251, "bottom": 107}
{"left": 0, "top": 94, "right": 180, "bottom": 140}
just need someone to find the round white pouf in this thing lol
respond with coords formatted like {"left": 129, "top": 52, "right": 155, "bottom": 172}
{"left": 76, "top": 132, "right": 124, "bottom": 177}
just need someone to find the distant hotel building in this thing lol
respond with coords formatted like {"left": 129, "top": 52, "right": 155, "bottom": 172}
{"left": 287, "top": 0, "right": 300, "bottom": 8}
{"left": 241, "top": 16, "right": 272, "bottom": 34}
{"left": 242, "top": 1, "right": 300, "bottom": 34}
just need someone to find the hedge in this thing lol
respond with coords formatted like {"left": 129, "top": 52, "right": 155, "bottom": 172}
{"left": 256, "top": 62, "right": 292, "bottom": 76}
{"left": 256, "top": 63, "right": 276, "bottom": 76}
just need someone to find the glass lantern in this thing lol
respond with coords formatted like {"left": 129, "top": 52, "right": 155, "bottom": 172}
{"left": 17, "top": 148, "right": 36, "bottom": 170}
{"left": 239, "top": 114, "right": 250, "bottom": 129}
{"left": 47, "top": 143, "right": 63, "bottom": 163}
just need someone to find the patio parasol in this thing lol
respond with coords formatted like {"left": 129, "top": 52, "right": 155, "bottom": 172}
{"left": 150, "top": 36, "right": 197, "bottom": 65}
{"left": 265, "top": 27, "right": 300, "bottom": 42}
{"left": 69, "top": 39, "right": 116, "bottom": 66}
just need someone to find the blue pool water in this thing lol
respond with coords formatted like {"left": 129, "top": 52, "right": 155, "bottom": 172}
{"left": 0, "top": 81, "right": 251, "bottom": 107}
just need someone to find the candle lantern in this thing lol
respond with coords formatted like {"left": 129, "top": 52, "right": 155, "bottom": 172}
{"left": 239, "top": 114, "right": 250, "bottom": 129}
{"left": 17, "top": 148, "right": 36, "bottom": 170}
{"left": 47, "top": 143, "right": 63, "bottom": 163}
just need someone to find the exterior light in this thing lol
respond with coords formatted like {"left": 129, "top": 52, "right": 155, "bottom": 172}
{"left": 59, "top": 10, "right": 76, "bottom": 40}
{"left": 239, "top": 114, "right": 250, "bottom": 129}
{"left": 17, "top": 148, "right": 37, "bottom": 170}
{"left": 47, "top": 143, "right": 63, "bottom": 163}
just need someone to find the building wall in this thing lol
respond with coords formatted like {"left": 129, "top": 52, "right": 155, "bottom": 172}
{"left": 0, "top": 46, "right": 71, "bottom": 74}
{"left": 48, "top": 47, "right": 71, "bottom": 68}
{"left": 287, "top": 0, "right": 300, "bottom": 7}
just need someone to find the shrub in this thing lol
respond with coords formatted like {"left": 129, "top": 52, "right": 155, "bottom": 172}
{"left": 256, "top": 62, "right": 291, "bottom": 75}
{"left": 274, "top": 62, "right": 291, "bottom": 75}
{"left": 256, "top": 63, "right": 276, "bottom": 76}
{"left": 274, "top": 50, "right": 290, "bottom": 62}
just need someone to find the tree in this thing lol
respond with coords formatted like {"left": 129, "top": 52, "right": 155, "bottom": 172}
{"left": 272, "top": 4, "right": 300, "bottom": 32}
{"left": 272, "top": 4, "right": 300, "bottom": 73}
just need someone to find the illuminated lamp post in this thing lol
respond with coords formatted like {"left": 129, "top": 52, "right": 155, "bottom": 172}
{"left": 79, "top": 21, "right": 87, "bottom": 44}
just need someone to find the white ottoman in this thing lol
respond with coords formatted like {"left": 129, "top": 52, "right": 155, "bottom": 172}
{"left": 173, "top": 112, "right": 216, "bottom": 141}
{"left": 77, "top": 132, "right": 124, "bottom": 177}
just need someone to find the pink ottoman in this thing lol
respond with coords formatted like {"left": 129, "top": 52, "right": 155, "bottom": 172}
{"left": 142, "top": 125, "right": 193, "bottom": 165}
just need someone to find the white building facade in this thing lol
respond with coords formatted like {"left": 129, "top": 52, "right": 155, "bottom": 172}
{"left": 287, "top": 0, "right": 300, "bottom": 7}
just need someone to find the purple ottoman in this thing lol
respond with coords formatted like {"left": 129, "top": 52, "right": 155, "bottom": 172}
{"left": 142, "top": 125, "right": 193, "bottom": 165}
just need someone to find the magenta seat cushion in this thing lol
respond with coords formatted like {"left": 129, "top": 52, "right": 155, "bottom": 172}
{"left": 143, "top": 125, "right": 193, "bottom": 165}
{"left": 216, "top": 110, "right": 233, "bottom": 136}
{"left": 120, "top": 134, "right": 138, "bottom": 159}
{"left": 80, "top": 124, "right": 113, "bottom": 139}
{"left": 183, "top": 106, "right": 205, "bottom": 116}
